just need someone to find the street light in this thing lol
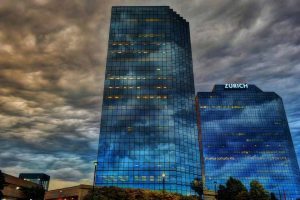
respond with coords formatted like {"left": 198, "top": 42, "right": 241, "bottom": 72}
{"left": 162, "top": 173, "right": 166, "bottom": 193}
{"left": 92, "top": 161, "right": 98, "bottom": 199}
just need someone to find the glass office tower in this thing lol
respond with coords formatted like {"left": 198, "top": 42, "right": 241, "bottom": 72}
{"left": 96, "top": 6, "right": 201, "bottom": 194}
{"left": 196, "top": 84, "right": 300, "bottom": 199}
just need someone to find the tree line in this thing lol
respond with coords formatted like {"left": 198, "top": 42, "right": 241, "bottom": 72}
{"left": 0, "top": 170, "right": 285, "bottom": 200}
{"left": 191, "top": 176, "right": 278, "bottom": 200}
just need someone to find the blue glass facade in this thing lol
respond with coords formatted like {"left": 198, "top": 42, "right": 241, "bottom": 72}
{"left": 96, "top": 6, "right": 201, "bottom": 194}
{"left": 196, "top": 84, "right": 300, "bottom": 199}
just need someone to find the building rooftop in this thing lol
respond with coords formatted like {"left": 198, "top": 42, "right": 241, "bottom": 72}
{"left": 19, "top": 173, "right": 50, "bottom": 180}
{"left": 212, "top": 84, "right": 263, "bottom": 92}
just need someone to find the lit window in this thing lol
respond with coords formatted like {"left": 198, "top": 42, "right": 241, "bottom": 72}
{"left": 150, "top": 176, "right": 155, "bottom": 181}
{"left": 142, "top": 176, "right": 147, "bottom": 181}
{"left": 145, "top": 18, "right": 161, "bottom": 22}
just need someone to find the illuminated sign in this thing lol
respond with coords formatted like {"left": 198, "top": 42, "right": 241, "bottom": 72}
{"left": 225, "top": 83, "right": 248, "bottom": 89}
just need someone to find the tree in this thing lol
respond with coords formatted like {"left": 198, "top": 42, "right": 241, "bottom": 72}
{"left": 218, "top": 177, "right": 276, "bottom": 200}
{"left": 249, "top": 180, "right": 269, "bottom": 200}
{"left": 83, "top": 186, "right": 198, "bottom": 200}
{"left": 226, "top": 177, "right": 248, "bottom": 199}
{"left": 0, "top": 170, "right": 7, "bottom": 200}
{"left": 218, "top": 177, "right": 248, "bottom": 200}
{"left": 20, "top": 186, "right": 45, "bottom": 200}
{"left": 270, "top": 192, "right": 278, "bottom": 200}
{"left": 218, "top": 185, "right": 229, "bottom": 200}
{"left": 190, "top": 177, "right": 203, "bottom": 200}
{"left": 235, "top": 190, "right": 249, "bottom": 200}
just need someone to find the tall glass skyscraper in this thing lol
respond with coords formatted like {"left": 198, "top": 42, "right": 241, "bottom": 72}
{"left": 96, "top": 6, "right": 201, "bottom": 194}
{"left": 196, "top": 84, "right": 300, "bottom": 199}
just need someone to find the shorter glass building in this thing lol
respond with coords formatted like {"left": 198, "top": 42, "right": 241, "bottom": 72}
{"left": 196, "top": 84, "right": 300, "bottom": 199}
{"left": 19, "top": 173, "right": 50, "bottom": 190}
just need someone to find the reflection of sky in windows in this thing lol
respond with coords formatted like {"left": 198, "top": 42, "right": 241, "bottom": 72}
{"left": 96, "top": 6, "right": 201, "bottom": 195}
{"left": 197, "top": 85, "right": 300, "bottom": 199}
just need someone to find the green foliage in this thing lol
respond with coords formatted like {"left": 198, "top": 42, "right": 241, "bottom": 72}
{"left": 249, "top": 180, "right": 269, "bottom": 200}
{"left": 270, "top": 192, "right": 278, "bottom": 200}
{"left": 83, "top": 186, "right": 198, "bottom": 200}
{"left": 0, "top": 170, "right": 6, "bottom": 199}
{"left": 81, "top": 177, "right": 278, "bottom": 200}
{"left": 217, "top": 185, "right": 229, "bottom": 200}
{"left": 0, "top": 170, "right": 5, "bottom": 190}
{"left": 235, "top": 190, "right": 249, "bottom": 200}
{"left": 81, "top": 178, "right": 276, "bottom": 200}
{"left": 217, "top": 177, "right": 276, "bottom": 200}
{"left": 20, "top": 186, "right": 45, "bottom": 200}
{"left": 218, "top": 177, "right": 248, "bottom": 200}
{"left": 226, "top": 177, "right": 248, "bottom": 199}
{"left": 190, "top": 177, "right": 203, "bottom": 199}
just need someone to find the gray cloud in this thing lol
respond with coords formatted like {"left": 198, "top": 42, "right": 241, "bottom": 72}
{"left": 0, "top": 0, "right": 299, "bottom": 189}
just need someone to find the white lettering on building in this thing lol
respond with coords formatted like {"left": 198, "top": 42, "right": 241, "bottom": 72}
{"left": 225, "top": 83, "right": 248, "bottom": 89}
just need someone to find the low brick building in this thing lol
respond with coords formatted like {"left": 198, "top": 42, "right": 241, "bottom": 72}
{"left": 2, "top": 173, "right": 40, "bottom": 200}
{"left": 44, "top": 185, "right": 92, "bottom": 200}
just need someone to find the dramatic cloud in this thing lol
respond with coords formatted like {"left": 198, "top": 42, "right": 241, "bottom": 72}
{"left": 0, "top": 0, "right": 299, "bottom": 190}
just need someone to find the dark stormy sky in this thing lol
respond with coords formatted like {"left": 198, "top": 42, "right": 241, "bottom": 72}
{"left": 0, "top": 0, "right": 299, "bottom": 189}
